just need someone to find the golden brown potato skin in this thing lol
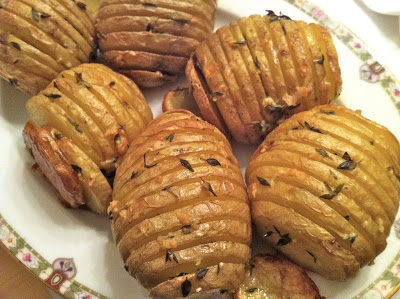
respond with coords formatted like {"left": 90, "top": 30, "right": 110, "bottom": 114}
{"left": 234, "top": 255, "right": 323, "bottom": 299}
{"left": 186, "top": 13, "right": 342, "bottom": 144}
{"left": 0, "top": 0, "right": 95, "bottom": 95}
{"left": 246, "top": 104, "right": 400, "bottom": 280}
{"left": 111, "top": 110, "right": 251, "bottom": 297}
{"left": 23, "top": 121, "right": 85, "bottom": 209}
{"left": 24, "top": 63, "right": 152, "bottom": 214}
{"left": 96, "top": 0, "right": 217, "bottom": 87}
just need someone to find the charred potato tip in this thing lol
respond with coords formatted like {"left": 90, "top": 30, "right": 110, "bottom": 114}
{"left": 24, "top": 63, "right": 152, "bottom": 214}
{"left": 96, "top": 0, "right": 217, "bottom": 87}
{"left": 246, "top": 104, "right": 400, "bottom": 280}
{"left": 111, "top": 110, "right": 251, "bottom": 297}
{"left": 186, "top": 12, "right": 342, "bottom": 144}
{"left": 0, "top": 0, "right": 95, "bottom": 95}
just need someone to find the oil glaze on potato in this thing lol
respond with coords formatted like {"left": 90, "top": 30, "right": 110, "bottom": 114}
{"left": 186, "top": 12, "right": 342, "bottom": 144}
{"left": 96, "top": 0, "right": 217, "bottom": 87}
{"left": 24, "top": 63, "right": 152, "bottom": 214}
{"left": 110, "top": 110, "right": 251, "bottom": 298}
{"left": 246, "top": 104, "right": 400, "bottom": 280}
{"left": 0, "top": 0, "right": 95, "bottom": 95}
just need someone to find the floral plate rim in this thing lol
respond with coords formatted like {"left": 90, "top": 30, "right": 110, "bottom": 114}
{"left": 1, "top": 0, "right": 400, "bottom": 298}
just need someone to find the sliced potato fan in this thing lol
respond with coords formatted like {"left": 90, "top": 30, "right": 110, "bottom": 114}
{"left": 96, "top": 0, "right": 217, "bottom": 87}
{"left": 186, "top": 12, "right": 342, "bottom": 144}
{"left": 246, "top": 104, "right": 400, "bottom": 280}
{"left": 0, "top": 0, "right": 95, "bottom": 95}
{"left": 110, "top": 110, "right": 251, "bottom": 297}
{"left": 24, "top": 63, "right": 152, "bottom": 214}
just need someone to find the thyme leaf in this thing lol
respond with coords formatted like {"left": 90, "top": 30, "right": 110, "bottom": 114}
{"left": 277, "top": 233, "right": 291, "bottom": 246}
{"left": 307, "top": 250, "right": 317, "bottom": 263}
{"left": 165, "top": 133, "right": 174, "bottom": 142}
{"left": 165, "top": 249, "right": 179, "bottom": 263}
{"left": 304, "top": 121, "right": 322, "bottom": 134}
{"left": 171, "top": 18, "right": 189, "bottom": 24}
{"left": 71, "top": 164, "right": 82, "bottom": 175}
{"left": 344, "top": 215, "right": 350, "bottom": 221}
{"left": 180, "top": 159, "right": 194, "bottom": 172}
{"left": 205, "top": 158, "right": 221, "bottom": 166}
{"left": 143, "top": 2, "right": 157, "bottom": 7}
{"left": 208, "top": 183, "right": 217, "bottom": 197}
{"left": 181, "top": 225, "right": 191, "bottom": 234}
{"left": 348, "top": 234, "right": 357, "bottom": 247}
{"left": 77, "top": 2, "right": 87, "bottom": 10}
{"left": 195, "top": 268, "right": 208, "bottom": 279}
{"left": 320, "top": 109, "right": 335, "bottom": 115}
{"left": 315, "top": 148, "right": 329, "bottom": 158}
{"left": 257, "top": 176, "right": 271, "bottom": 186}
{"left": 10, "top": 42, "right": 21, "bottom": 51}
{"left": 246, "top": 288, "right": 258, "bottom": 293}
{"left": 181, "top": 278, "right": 191, "bottom": 297}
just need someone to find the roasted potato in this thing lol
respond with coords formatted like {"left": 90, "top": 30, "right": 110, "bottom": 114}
{"left": 186, "top": 12, "right": 342, "bottom": 144}
{"left": 110, "top": 110, "right": 252, "bottom": 297}
{"left": 246, "top": 104, "right": 400, "bottom": 280}
{"left": 24, "top": 63, "right": 152, "bottom": 214}
{"left": 96, "top": 0, "right": 217, "bottom": 87}
{"left": 234, "top": 255, "right": 323, "bottom": 299}
{"left": 0, "top": 0, "right": 95, "bottom": 95}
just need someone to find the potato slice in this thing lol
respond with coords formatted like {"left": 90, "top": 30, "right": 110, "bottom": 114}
{"left": 186, "top": 57, "right": 229, "bottom": 135}
{"left": 104, "top": 50, "right": 187, "bottom": 74}
{"left": 97, "top": 16, "right": 208, "bottom": 41}
{"left": 187, "top": 13, "right": 342, "bottom": 143}
{"left": 234, "top": 255, "right": 323, "bottom": 299}
{"left": 54, "top": 132, "right": 112, "bottom": 215}
{"left": 23, "top": 122, "right": 84, "bottom": 208}
{"left": 119, "top": 69, "right": 177, "bottom": 88}
{"left": 112, "top": 110, "right": 251, "bottom": 296}
{"left": 246, "top": 104, "right": 400, "bottom": 280}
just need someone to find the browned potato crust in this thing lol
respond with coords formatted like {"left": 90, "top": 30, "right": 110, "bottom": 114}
{"left": 96, "top": 0, "right": 217, "bottom": 87}
{"left": 0, "top": 0, "right": 95, "bottom": 95}
{"left": 246, "top": 104, "right": 400, "bottom": 280}
{"left": 24, "top": 63, "right": 152, "bottom": 214}
{"left": 234, "top": 255, "right": 323, "bottom": 299}
{"left": 110, "top": 110, "right": 251, "bottom": 296}
{"left": 23, "top": 121, "right": 84, "bottom": 208}
{"left": 186, "top": 12, "right": 342, "bottom": 144}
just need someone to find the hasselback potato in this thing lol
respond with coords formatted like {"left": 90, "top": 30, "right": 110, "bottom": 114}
{"left": 96, "top": 0, "right": 217, "bottom": 88}
{"left": 0, "top": 0, "right": 95, "bottom": 95}
{"left": 246, "top": 104, "right": 400, "bottom": 280}
{"left": 110, "top": 110, "right": 251, "bottom": 298}
{"left": 24, "top": 63, "right": 152, "bottom": 214}
{"left": 186, "top": 12, "right": 342, "bottom": 144}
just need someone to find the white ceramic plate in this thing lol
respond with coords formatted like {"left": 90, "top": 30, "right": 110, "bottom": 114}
{"left": 1, "top": 0, "right": 400, "bottom": 298}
